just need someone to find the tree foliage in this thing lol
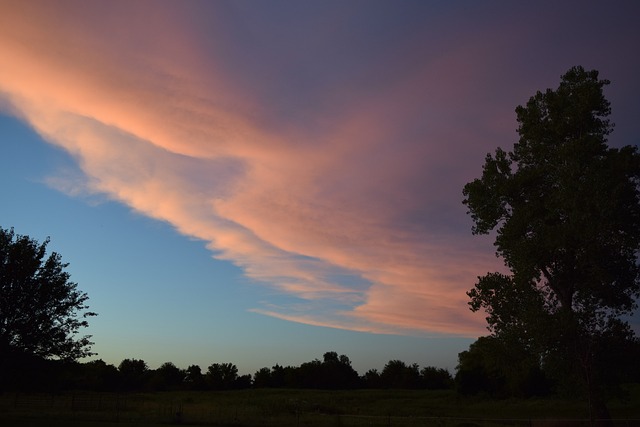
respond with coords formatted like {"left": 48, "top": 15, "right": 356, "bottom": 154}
{"left": 206, "top": 362, "right": 239, "bottom": 390}
{"left": 462, "top": 66, "right": 640, "bottom": 416}
{"left": 380, "top": 360, "right": 421, "bottom": 389}
{"left": 0, "top": 227, "right": 95, "bottom": 361}
{"left": 77, "top": 359, "right": 119, "bottom": 391}
{"left": 152, "top": 362, "right": 185, "bottom": 390}
{"left": 118, "top": 358, "right": 149, "bottom": 390}
{"left": 455, "top": 336, "right": 549, "bottom": 398}
{"left": 421, "top": 366, "right": 455, "bottom": 390}
{"left": 185, "top": 364, "right": 205, "bottom": 389}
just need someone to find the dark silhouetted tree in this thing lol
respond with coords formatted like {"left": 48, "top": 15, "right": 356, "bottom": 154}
{"left": 270, "top": 364, "right": 288, "bottom": 387}
{"left": 420, "top": 366, "right": 454, "bottom": 390}
{"left": 185, "top": 364, "right": 205, "bottom": 390}
{"left": 292, "top": 352, "right": 361, "bottom": 389}
{"left": 319, "top": 351, "right": 360, "bottom": 389}
{"left": 297, "top": 358, "right": 323, "bottom": 388}
{"left": 206, "top": 362, "right": 238, "bottom": 389}
{"left": 236, "top": 374, "right": 252, "bottom": 389}
{"left": 253, "top": 367, "right": 272, "bottom": 388}
{"left": 455, "top": 338, "right": 503, "bottom": 396}
{"left": 380, "top": 360, "right": 421, "bottom": 389}
{"left": 152, "top": 362, "right": 185, "bottom": 390}
{"left": 78, "top": 359, "right": 119, "bottom": 391}
{"left": 462, "top": 66, "right": 640, "bottom": 419}
{"left": 362, "top": 369, "right": 382, "bottom": 388}
{"left": 455, "top": 336, "right": 549, "bottom": 397}
{"left": 323, "top": 351, "right": 339, "bottom": 364}
{"left": 118, "top": 358, "right": 149, "bottom": 390}
{"left": 0, "top": 227, "right": 96, "bottom": 390}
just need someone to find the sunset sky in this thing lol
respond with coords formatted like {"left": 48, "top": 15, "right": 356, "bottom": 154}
{"left": 1, "top": 1, "right": 639, "bottom": 375}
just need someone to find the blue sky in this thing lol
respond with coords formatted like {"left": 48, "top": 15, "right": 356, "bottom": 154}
{"left": 1, "top": 1, "right": 639, "bottom": 375}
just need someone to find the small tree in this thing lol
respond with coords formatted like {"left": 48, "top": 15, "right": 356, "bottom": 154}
{"left": 380, "top": 360, "right": 421, "bottom": 389}
{"left": 118, "top": 358, "right": 149, "bottom": 390}
{"left": 463, "top": 66, "right": 640, "bottom": 419}
{"left": 205, "top": 362, "right": 238, "bottom": 389}
{"left": 185, "top": 364, "right": 205, "bottom": 389}
{"left": 270, "top": 364, "right": 287, "bottom": 387}
{"left": 320, "top": 351, "right": 360, "bottom": 389}
{"left": 362, "top": 368, "right": 382, "bottom": 388}
{"left": 0, "top": 227, "right": 95, "bottom": 365}
{"left": 253, "top": 367, "right": 272, "bottom": 388}
{"left": 79, "top": 359, "right": 119, "bottom": 391}
{"left": 152, "top": 362, "right": 185, "bottom": 390}
{"left": 420, "top": 366, "right": 454, "bottom": 390}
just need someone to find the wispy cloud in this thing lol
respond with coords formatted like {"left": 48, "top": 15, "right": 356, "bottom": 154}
{"left": 0, "top": 2, "right": 545, "bottom": 337}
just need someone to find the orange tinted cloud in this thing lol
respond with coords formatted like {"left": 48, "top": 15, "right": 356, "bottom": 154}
{"left": 0, "top": 1, "right": 505, "bottom": 337}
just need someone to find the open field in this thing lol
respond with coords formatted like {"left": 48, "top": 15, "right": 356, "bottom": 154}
{"left": 1, "top": 387, "right": 640, "bottom": 427}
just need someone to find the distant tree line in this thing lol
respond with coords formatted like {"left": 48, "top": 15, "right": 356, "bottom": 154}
{"left": 2, "top": 351, "right": 457, "bottom": 393}
{"left": 4, "top": 341, "right": 639, "bottom": 396}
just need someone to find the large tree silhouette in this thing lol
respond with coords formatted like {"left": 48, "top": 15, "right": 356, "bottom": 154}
{"left": 0, "top": 227, "right": 95, "bottom": 362}
{"left": 463, "top": 66, "right": 640, "bottom": 420}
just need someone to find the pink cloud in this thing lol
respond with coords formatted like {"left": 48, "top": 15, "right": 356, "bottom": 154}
{"left": 1, "top": 1, "right": 517, "bottom": 337}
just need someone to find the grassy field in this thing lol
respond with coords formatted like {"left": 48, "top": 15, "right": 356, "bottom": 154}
{"left": 1, "top": 386, "right": 639, "bottom": 427}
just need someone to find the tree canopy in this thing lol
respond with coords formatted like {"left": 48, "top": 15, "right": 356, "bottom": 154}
{"left": 0, "top": 227, "right": 96, "bottom": 362}
{"left": 455, "top": 336, "right": 549, "bottom": 398}
{"left": 462, "top": 66, "right": 640, "bottom": 418}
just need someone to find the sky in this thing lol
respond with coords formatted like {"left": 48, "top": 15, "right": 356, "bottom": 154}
{"left": 1, "top": 0, "right": 640, "bottom": 376}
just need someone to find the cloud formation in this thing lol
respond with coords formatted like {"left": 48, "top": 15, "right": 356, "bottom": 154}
{"left": 4, "top": 1, "right": 636, "bottom": 337}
